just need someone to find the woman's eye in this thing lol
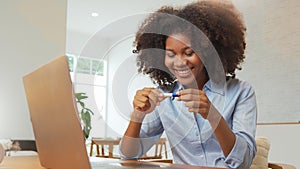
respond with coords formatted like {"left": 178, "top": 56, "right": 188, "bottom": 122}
{"left": 166, "top": 53, "right": 175, "bottom": 58}
{"left": 185, "top": 51, "right": 194, "bottom": 56}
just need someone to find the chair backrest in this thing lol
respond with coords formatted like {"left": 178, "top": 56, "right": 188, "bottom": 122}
{"left": 250, "top": 137, "right": 271, "bottom": 169}
{"left": 251, "top": 137, "right": 296, "bottom": 169}
{"left": 141, "top": 138, "right": 168, "bottom": 159}
{"left": 154, "top": 138, "right": 168, "bottom": 159}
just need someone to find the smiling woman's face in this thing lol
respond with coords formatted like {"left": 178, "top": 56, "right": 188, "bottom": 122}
{"left": 164, "top": 33, "right": 206, "bottom": 89}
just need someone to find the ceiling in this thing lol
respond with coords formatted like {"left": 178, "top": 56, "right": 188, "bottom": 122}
{"left": 65, "top": 0, "right": 251, "bottom": 56}
{"left": 66, "top": 0, "right": 195, "bottom": 36}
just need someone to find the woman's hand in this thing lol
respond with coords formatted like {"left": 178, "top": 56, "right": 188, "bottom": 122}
{"left": 133, "top": 87, "right": 164, "bottom": 114}
{"left": 177, "top": 88, "right": 211, "bottom": 119}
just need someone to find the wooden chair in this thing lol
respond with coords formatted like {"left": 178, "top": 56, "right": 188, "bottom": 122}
{"left": 89, "top": 137, "right": 121, "bottom": 158}
{"left": 140, "top": 138, "right": 168, "bottom": 159}
{"left": 251, "top": 137, "right": 296, "bottom": 169}
{"left": 268, "top": 162, "right": 296, "bottom": 169}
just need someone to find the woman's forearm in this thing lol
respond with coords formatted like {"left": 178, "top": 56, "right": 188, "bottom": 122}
{"left": 207, "top": 105, "right": 235, "bottom": 157}
{"left": 120, "top": 111, "right": 145, "bottom": 158}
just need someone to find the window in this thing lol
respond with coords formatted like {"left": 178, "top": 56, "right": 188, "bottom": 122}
{"left": 67, "top": 54, "right": 105, "bottom": 76}
{"left": 66, "top": 54, "right": 107, "bottom": 138}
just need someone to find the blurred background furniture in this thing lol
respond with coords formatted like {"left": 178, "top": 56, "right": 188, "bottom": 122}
{"left": 140, "top": 138, "right": 168, "bottom": 160}
{"left": 12, "top": 140, "right": 37, "bottom": 152}
{"left": 268, "top": 162, "right": 296, "bottom": 169}
{"left": 250, "top": 137, "right": 296, "bottom": 169}
{"left": 0, "top": 139, "right": 37, "bottom": 156}
{"left": 7, "top": 140, "right": 37, "bottom": 156}
{"left": 89, "top": 137, "right": 121, "bottom": 158}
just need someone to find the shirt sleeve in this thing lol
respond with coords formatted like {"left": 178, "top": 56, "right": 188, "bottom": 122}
{"left": 224, "top": 134, "right": 256, "bottom": 168}
{"left": 224, "top": 81, "right": 257, "bottom": 168}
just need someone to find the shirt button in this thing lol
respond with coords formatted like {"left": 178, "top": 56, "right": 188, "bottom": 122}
{"left": 200, "top": 155, "right": 205, "bottom": 158}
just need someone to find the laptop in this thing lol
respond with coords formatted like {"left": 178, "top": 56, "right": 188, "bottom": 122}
{"left": 23, "top": 56, "right": 171, "bottom": 169}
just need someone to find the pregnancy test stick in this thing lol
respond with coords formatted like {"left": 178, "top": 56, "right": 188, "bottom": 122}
{"left": 163, "top": 93, "right": 179, "bottom": 98}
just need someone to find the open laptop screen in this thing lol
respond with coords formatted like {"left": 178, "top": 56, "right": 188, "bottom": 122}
{"left": 23, "top": 56, "right": 91, "bottom": 169}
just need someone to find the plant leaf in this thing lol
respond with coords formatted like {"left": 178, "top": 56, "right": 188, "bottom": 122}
{"left": 78, "top": 95, "right": 88, "bottom": 100}
{"left": 85, "top": 108, "right": 94, "bottom": 115}
{"left": 85, "top": 110, "right": 91, "bottom": 126}
{"left": 75, "top": 92, "right": 94, "bottom": 139}
{"left": 79, "top": 101, "right": 85, "bottom": 108}
{"left": 75, "top": 92, "right": 88, "bottom": 101}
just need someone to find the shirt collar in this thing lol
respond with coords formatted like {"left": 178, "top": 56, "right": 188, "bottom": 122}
{"left": 204, "top": 79, "right": 225, "bottom": 96}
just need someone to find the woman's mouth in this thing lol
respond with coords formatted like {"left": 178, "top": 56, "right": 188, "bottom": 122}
{"left": 174, "top": 68, "right": 193, "bottom": 78}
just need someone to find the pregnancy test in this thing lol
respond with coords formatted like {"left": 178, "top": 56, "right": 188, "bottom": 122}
{"left": 163, "top": 93, "right": 179, "bottom": 98}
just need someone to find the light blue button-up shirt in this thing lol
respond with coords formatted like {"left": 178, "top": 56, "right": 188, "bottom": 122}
{"left": 120, "top": 78, "right": 257, "bottom": 168}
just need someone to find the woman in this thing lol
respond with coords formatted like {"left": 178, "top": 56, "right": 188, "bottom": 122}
{"left": 119, "top": 0, "right": 257, "bottom": 168}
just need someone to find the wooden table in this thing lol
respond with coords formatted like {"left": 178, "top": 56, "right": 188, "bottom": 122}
{"left": 0, "top": 156, "right": 44, "bottom": 169}
{"left": 90, "top": 137, "right": 121, "bottom": 158}
{"left": 0, "top": 155, "right": 228, "bottom": 169}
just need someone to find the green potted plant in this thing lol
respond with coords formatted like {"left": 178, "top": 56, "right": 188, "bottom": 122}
{"left": 75, "top": 92, "right": 94, "bottom": 139}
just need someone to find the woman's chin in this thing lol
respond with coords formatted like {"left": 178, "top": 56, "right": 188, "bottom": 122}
{"left": 177, "top": 77, "right": 198, "bottom": 88}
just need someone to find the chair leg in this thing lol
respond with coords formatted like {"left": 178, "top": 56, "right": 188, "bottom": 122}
{"left": 89, "top": 142, "right": 93, "bottom": 156}
{"left": 101, "top": 144, "right": 105, "bottom": 156}
{"left": 154, "top": 144, "right": 159, "bottom": 158}
{"left": 96, "top": 144, "right": 100, "bottom": 156}
{"left": 163, "top": 143, "right": 167, "bottom": 159}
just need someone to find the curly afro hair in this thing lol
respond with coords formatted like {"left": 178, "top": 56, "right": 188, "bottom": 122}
{"left": 134, "top": 0, "right": 246, "bottom": 90}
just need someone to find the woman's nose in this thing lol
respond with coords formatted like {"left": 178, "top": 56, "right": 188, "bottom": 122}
{"left": 174, "top": 55, "right": 188, "bottom": 66}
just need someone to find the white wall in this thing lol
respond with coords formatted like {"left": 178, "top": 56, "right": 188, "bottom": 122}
{"left": 0, "top": 0, "right": 67, "bottom": 139}
{"left": 234, "top": 0, "right": 300, "bottom": 167}
{"left": 234, "top": 0, "right": 300, "bottom": 123}
{"left": 257, "top": 124, "right": 300, "bottom": 168}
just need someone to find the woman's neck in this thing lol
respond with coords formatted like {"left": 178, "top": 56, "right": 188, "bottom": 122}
{"left": 183, "top": 72, "right": 209, "bottom": 90}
